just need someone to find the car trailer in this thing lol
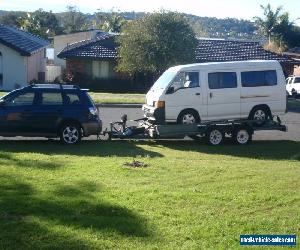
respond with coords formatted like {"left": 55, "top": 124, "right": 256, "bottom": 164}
{"left": 101, "top": 115, "right": 287, "bottom": 146}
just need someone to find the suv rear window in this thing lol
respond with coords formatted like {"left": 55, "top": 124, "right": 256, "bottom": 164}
{"left": 65, "top": 92, "right": 82, "bottom": 105}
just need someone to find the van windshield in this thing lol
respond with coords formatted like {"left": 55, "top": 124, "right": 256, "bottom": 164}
{"left": 152, "top": 68, "right": 177, "bottom": 89}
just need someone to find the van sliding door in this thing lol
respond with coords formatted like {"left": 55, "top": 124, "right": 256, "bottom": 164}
{"left": 206, "top": 71, "right": 241, "bottom": 120}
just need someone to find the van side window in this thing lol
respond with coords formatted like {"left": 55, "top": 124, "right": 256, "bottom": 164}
{"left": 241, "top": 70, "right": 277, "bottom": 87}
{"left": 184, "top": 72, "right": 199, "bottom": 88}
{"left": 171, "top": 72, "right": 199, "bottom": 92}
{"left": 294, "top": 77, "right": 300, "bottom": 83}
{"left": 208, "top": 72, "right": 237, "bottom": 89}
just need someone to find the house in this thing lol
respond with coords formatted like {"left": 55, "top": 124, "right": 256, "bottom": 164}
{"left": 57, "top": 33, "right": 117, "bottom": 80}
{"left": 54, "top": 29, "right": 104, "bottom": 69}
{"left": 283, "top": 47, "right": 300, "bottom": 75}
{"left": 0, "top": 24, "right": 49, "bottom": 90}
{"left": 57, "top": 36, "right": 300, "bottom": 89}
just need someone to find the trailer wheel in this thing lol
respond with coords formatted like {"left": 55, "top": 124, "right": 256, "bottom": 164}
{"left": 206, "top": 127, "right": 224, "bottom": 146}
{"left": 232, "top": 126, "right": 252, "bottom": 145}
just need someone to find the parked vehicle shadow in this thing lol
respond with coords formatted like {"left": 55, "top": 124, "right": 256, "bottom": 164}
{"left": 0, "top": 140, "right": 163, "bottom": 159}
{"left": 148, "top": 140, "right": 300, "bottom": 161}
{"left": 287, "top": 98, "right": 300, "bottom": 113}
{"left": 0, "top": 175, "right": 152, "bottom": 249}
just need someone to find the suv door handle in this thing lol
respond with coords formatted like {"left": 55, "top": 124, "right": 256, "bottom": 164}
{"left": 195, "top": 93, "right": 200, "bottom": 96}
{"left": 209, "top": 92, "right": 213, "bottom": 98}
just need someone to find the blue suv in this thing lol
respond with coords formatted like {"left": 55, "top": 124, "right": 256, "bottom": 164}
{"left": 0, "top": 84, "right": 102, "bottom": 144}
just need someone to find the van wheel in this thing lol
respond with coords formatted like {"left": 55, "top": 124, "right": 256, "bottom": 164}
{"left": 232, "top": 126, "right": 252, "bottom": 145}
{"left": 206, "top": 126, "right": 224, "bottom": 146}
{"left": 177, "top": 110, "right": 200, "bottom": 125}
{"left": 249, "top": 106, "right": 271, "bottom": 125}
{"left": 59, "top": 123, "right": 82, "bottom": 144}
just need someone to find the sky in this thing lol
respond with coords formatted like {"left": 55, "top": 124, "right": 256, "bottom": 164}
{"left": 0, "top": 0, "right": 300, "bottom": 25}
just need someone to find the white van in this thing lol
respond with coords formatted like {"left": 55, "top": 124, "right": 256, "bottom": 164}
{"left": 286, "top": 75, "right": 300, "bottom": 96}
{"left": 142, "top": 60, "right": 286, "bottom": 124}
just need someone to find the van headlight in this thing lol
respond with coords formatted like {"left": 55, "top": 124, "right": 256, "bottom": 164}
{"left": 154, "top": 101, "right": 165, "bottom": 108}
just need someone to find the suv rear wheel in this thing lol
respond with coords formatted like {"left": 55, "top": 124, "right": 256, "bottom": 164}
{"left": 59, "top": 123, "right": 82, "bottom": 144}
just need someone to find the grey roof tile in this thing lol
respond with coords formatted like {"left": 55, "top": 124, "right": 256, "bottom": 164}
{"left": 57, "top": 35, "right": 297, "bottom": 64}
{"left": 0, "top": 24, "right": 49, "bottom": 56}
{"left": 57, "top": 33, "right": 116, "bottom": 59}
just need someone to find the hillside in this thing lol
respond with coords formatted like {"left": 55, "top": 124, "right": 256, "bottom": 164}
{"left": 0, "top": 10, "right": 258, "bottom": 39}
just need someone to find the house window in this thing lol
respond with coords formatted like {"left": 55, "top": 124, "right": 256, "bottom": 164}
{"left": 92, "top": 61, "right": 109, "bottom": 78}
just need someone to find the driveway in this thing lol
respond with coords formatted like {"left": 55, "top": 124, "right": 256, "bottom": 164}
{"left": 99, "top": 104, "right": 300, "bottom": 141}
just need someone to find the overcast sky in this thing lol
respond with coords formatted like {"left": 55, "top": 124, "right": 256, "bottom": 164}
{"left": 1, "top": 0, "right": 300, "bottom": 25}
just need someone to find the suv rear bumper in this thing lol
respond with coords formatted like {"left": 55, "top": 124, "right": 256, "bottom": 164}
{"left": 82, "top": 119, "right": 102, "bottom": 136}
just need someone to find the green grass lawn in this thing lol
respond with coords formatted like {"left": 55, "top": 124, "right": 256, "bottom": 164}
{"left": 0, "top": 140, "right": 299, "bottom": 249}
{"left": 0, "top": 91, "right": 145, "bottom": 104}
{"left": 89, "top": 92, "right": 145, "bottom": 104}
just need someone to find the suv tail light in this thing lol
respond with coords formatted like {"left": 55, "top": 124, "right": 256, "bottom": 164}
{"left": 89, "top": 107, "right": 98, "bottom": 116}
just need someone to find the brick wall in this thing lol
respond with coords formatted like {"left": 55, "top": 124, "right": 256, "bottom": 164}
{"left": 66, "top": 59, "right": 85, "bottom": 75}
{"left": 294, "top": 66, "right": 300, "bottom": 75}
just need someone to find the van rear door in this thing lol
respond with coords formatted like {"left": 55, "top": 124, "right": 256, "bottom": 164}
{"left": 205, "top": 71, "right": 241, "bottom": 120}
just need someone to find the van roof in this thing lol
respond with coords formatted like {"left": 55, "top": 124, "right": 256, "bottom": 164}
{"left": 170, "top": 60, "right": 282, "bottom": 71}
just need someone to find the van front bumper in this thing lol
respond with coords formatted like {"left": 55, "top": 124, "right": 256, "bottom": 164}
{"left": 142, "top": 104, "right": 165, "bottom": 124}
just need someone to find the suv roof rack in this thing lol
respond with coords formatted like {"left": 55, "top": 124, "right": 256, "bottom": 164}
{"left": 29, "top": 83, "right": 81, "bottom": 90}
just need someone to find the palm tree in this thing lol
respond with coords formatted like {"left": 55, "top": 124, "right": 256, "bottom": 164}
{"left": 254, "top": 4, "right": 283, "bottom": 44}
{"left": 94, "top": 11, "right": 126, "bottom": 33}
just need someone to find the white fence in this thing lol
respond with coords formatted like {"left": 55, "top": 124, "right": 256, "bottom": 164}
{"left": 46, "top": 65, "right": 62, "bottom": 82}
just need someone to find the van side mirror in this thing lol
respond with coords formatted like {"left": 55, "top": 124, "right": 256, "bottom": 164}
{"left": 166, "top": 86, "right": 174, "bottom": 94}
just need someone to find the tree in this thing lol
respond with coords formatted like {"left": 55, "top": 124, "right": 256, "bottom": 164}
{"left": 0, "top": 12, "right": 24, "bottom": 26}
{"left": 18, "top": 9, "right": 60, "bottom": 38}
{"left": 19, "top": 13, "right": 43, "bottom": 37}
{"left": 117, "top": 12, "right": 198, "bottom": 75}
{"left": 254, "top": 4, "right": 300, "bottom": 51}
{"left": 62, "top": 5, "right": 87, "bottom": 33}
{"left": 94, "top": 11, "right": 126, "bottom": 33}
{"left": 33, "top": 9, "right": 61, "bottom": 36}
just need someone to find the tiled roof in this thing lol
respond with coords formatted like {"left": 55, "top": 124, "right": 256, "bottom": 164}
{"left": 0, "top": 24, "right": 49, "bottom": 56}
{"left": 286, "top": 47, "right": 300, "bottom": 54}
{"left": 57, "top": 33, "right": 117, "bottom": 59}
{"left": 57, "top": 35, "right": 297, "bottom": 64}
{"left": 196, "top": 39, "right": 296, "bottom": 64}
